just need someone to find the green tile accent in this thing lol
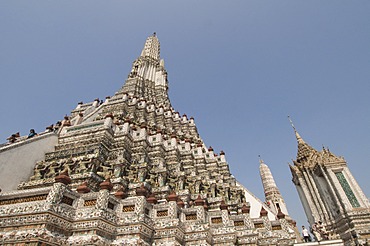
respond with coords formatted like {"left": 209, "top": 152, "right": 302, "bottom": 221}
{"left": 335, "top": 172, "right": 360, "bottom": 208}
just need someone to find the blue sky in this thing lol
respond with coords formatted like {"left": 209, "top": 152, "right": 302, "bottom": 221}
{"left": 1, "top": 1, "right": 369, "bottom": 229}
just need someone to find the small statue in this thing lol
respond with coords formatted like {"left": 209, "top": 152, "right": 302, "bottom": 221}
{"left": 138, "top": 169, "right": 147, "bottom": 182}
{"left": 195, "top": 180, "right": 202, "bottom": 194}
{"left": 236, "top": 189, "right": 245, "bottom": 203}
{"left": 30, "top": 163, "right": 46, "bottom": 180}
{"left": 225, "top": 187, "right": 230, "bottom": 201}
{"left": 211, "top": 183, "right": 218, "bottom": 198}
{"left": 178, "top": 176, "right": 185, "bottom": 190}
{"left": 45, "top": 162, "right": 60, "bottom": 178}
{"left": 96, "top": 162, "right": 111, "bottom": 178}
{"left": 158, "top": 173, "right": 167, "bottom": 187}
{"left": 113, "top": 165, "right": 123, "bottom": 178}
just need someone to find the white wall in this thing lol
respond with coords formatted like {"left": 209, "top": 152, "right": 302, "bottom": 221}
{"left": 236, "top": 181, "right": 276, "bottom": 220}
{"left": 0, "top": 133, "right": 58, "bottom": 191}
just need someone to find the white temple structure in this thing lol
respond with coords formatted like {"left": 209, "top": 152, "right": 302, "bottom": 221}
{"left": 289, "top": 118, "right": 370, "bottom": 245}
{"left": 0, "top": 34, "right": 298, "bottom": 245}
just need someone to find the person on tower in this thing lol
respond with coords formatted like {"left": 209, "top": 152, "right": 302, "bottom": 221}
{"left": 7, "top": 132, "right": 20, "bottom": 144}
{"left": 27, "top": 129, "right": 37, "bottom": 138}
{"left": 302, "top": 226, "right": 310, "bottom": 242}
{"left": 312, "top": 222, "right": 322, "bottom": 241}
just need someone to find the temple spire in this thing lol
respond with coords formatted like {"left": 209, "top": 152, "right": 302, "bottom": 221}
{"left": 259, "top": 159, "right": 289, "bottom": 216}
{"left": 140, "top": 32, "right": 160, "bottom": 60}
{"left": 259, "top": 159, "right": 279, "bottom": 197}
{"left": 288, "top": 116, "right": 319, "bottom": 164}
{"left": 117, "top": 33, "right": 170, "bottom": 107}
{"left": 258, "top": 155, "right": 263, "bottom": 164}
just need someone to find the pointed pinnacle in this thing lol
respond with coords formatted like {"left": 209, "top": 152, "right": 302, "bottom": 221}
{"left": 258, "top": 155, "right": 264, "bottom": 165}
{"left": 288, "top": 116, "right": 304, "bottom": 143}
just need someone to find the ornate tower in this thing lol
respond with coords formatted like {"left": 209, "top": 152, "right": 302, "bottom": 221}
{"left": 289, "top": 120, "right": 370, "bottom": 245}
{"left": 0, "top": 34, "right": 298, "bottom": 245}
{"left": 259, "top": 158, "right": 289, "bottom": 216}
{"left": 118, "top": 33, "right": 170, "bottom": 107}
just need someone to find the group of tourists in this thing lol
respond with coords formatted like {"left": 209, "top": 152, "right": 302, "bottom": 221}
{"left": 301, "top": 221, "right": 329, "bottom": 242}
{"left": 5, "top": 120, "right": 63, "bottom": 144}
{"left": 6, "top": 129, "right": 38, "bottom": 144}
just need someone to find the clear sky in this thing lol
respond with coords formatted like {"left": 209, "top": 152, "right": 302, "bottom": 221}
{"left": 1, "top": 1, "right": 369, "bottom": 229}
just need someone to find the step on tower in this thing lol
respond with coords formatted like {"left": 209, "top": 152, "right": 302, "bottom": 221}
{"left": 0, "top": 33, "right": 298, "bottom": 245}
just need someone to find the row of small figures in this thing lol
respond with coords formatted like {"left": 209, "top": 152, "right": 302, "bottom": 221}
{"left": 6, "top": 129, "right": 37, "bottom": 144}
{"left": 5, "top": 121, "right": 64, "bottom": 144}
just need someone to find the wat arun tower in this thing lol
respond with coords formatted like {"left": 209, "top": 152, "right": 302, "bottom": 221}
{"left": 0, "top": 34, "right": 298, "bottom": 245}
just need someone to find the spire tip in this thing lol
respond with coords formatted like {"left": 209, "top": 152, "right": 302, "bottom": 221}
{"left": 258, "top": 155, "right": 264, "bottom": 164}
{"left": 288, "top": 115, "right": 303, "bottom": 142}
{"left": 287, "top": 115, "right": 296, "bottom": 132}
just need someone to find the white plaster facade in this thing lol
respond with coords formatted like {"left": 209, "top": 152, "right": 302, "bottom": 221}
{"left": 0, "top": 132, "right": 57, "bottom": 191}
